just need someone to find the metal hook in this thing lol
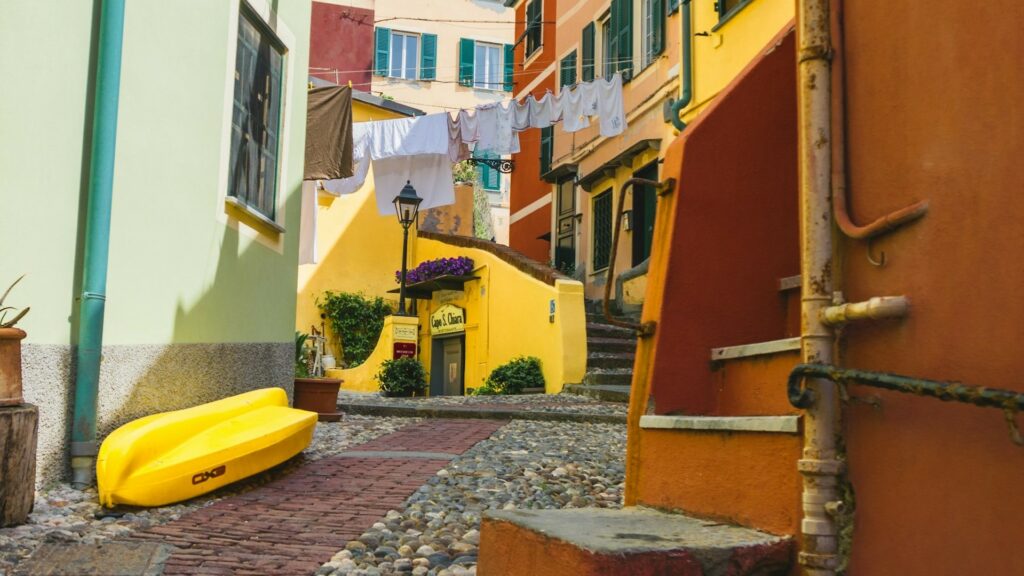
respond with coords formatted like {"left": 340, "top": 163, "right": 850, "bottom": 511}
{"left": 866, "top": 238, "right": 887, "bottom": 267}
{"left": 1004, "top": 409, "right": 1023, "bottom": 446}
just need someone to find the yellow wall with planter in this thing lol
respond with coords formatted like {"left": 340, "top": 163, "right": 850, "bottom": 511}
{"left": 326, "top": 315, "right": 420, "bottom": 393}
{"left": 411, "top": 238, "right": 587, "bottom": 394}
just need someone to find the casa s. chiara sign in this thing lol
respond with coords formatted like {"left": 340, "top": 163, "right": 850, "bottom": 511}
{"left": 430, "top": 304, "right": 466, "bottom": 336}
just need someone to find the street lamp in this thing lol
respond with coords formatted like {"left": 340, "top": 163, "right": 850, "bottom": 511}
{"left": 393, "top": 180, "right": 422, "bottom": 316}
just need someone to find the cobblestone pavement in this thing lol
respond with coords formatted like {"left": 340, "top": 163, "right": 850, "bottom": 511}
{"left": 2, "top": 400, "right": 627, "bottom": 576}
{"left": 338, "top": 391, "right": 628, "bottom": 417}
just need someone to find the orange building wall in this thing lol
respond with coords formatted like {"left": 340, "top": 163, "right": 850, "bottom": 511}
{"left": 835, "top": 2, "right": 1024, "bottom": 574}
{"left": 507, "top": 0, "right": 557, "bottom": 263}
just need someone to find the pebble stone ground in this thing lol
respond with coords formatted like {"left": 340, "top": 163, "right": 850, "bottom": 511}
{"left": 0, "top": 395, "right": 627, "bottom": 576}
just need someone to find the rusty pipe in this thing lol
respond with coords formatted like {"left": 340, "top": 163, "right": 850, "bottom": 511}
{"left": 798, "top": 0, "right": 843, "bottom": 573}
{"left": 821, "top": 295, "right": 909, "bottom": 326}
{"left": 602, "top": 177, "right": 672, "bottom": 337}
{"left": 831, "top": 0, "right": 928, "bottom": 240}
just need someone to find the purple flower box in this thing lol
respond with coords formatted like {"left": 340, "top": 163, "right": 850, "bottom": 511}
{"left": 396, "top": 256, "right": 475, "bottom": 284}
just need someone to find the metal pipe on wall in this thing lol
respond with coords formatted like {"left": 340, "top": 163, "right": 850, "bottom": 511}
{"left": 820, "top": 295, "right": 909, "bottom": 326}
{"left": 670, "top": 0, "right": 693, "bottom": 131}
{"left": 797, "top": 0, "right": 843, "bottom": 573}
{"left": 71, "top": 0, "right": 126, "bottom": 488}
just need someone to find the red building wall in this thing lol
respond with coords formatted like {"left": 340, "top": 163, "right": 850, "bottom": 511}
{"left": 309, "top": 2, "right": 373, "bottom": 89}
{"left": 508, "top": 0, "right": 558, "bottom": 263}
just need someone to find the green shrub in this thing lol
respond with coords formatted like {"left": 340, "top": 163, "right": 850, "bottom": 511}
{"left": 317, "top": 291, "right": 393, "bottom": 366}
{"left": 375, "top": 357, "right": 427, "bottom": 395}
{"left": 295, "top": 331, "right": 310, "bottom": 378}
{"left": 480, "top": 356, "right": 544, "bottom": 395}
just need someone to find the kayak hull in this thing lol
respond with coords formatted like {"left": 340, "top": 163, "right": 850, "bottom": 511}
{"left": 97, "top": 388, "right": 317, "bottom": 508}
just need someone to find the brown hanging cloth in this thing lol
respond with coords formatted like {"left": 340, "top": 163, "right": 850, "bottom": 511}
{"left": 304, "top": 85, "right": 354, "bottom": 181}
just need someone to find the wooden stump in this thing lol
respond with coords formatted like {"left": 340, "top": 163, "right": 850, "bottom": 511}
{"left": 0, "top": 403, "right": 37, "bottom": 527}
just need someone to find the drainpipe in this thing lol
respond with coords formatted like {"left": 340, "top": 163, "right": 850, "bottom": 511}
{"left": 669, "top": 0, "right": 693, "bottom": 131}
{"left": 71, "top": 0, "right": 126, "bottom": 488}
{"left": 797, "top": 0, "right": 842, "bottom": 574}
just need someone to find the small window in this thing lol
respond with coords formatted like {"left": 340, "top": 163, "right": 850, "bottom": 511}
{"left": 539, "top": 126, "right": 553, "bottom": 176}
{"left": 581, "top": 23, "right": 595, "bottom": 82}
{"left": 474, "top": 42, "right": 502, "bottom": 90}
{"left": 592, "top": 190, "right": 613, "bottom": 270}
{"left": 560, "top": 51, "right": 577, "bottom": 89}
{"left": 717, "top": 0, "right": 751, "bottom": 21}
{"left": 389, "top": 31, "right": 419, "bottom": 80}
{"left": 525, "top": 0, "right": 543, "bottom": 58}
{"left": 229, "top": 5, "right": 285, "bottom": 220}
{"left": 642, "top": 0, "right": 665, "bottom": 69}
{"left": 601, "top": 17, "right": 613, "bottom": 79}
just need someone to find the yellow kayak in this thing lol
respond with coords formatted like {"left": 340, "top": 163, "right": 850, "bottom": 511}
{"left": 97, "top": 388, "right": 317, "bottom": 507}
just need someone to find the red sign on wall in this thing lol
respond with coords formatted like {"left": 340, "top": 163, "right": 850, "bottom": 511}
{"left": 393, "top": 342, "right": 417, "bottom": 359}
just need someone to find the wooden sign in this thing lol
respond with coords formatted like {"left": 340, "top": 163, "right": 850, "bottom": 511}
{"left": 393, "top": 324, "right": 418, "bottom": 342}
{"left": 430, "top": 304, "right": 466, "bottom": 336}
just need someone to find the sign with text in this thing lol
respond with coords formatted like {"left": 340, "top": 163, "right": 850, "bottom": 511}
{"left": 393, "top": 342, "right": 417, "bottom": 359}
{"left": 430, "top": 304, "right": 466, "bottom": 336}
{"left": 393, "top": 324, "right": 418, "bottom": 342}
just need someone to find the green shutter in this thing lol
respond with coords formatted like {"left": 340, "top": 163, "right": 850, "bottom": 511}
{"left": 503, "top": 44, "right": 514, "bottom": 91}
{"left": 374, "top": 27, "right": 390, "bottom": 76}
{"left": 480, "top": 154, "right": 501, "bottom": 191}
{"left": 526, "top": 0, "right": 541, "bottom": 55}
{"left": 592, "top": 190, "right": 613, "bottom": 270}
{"left": 668, "top": 0, "right": 680, "bottom": 13}
{"left": 652, "top": 0, "right": 665, "bottom": 58}
{"left": 581, "top": 23, "right": 595, "bottom": 82}
{"left": 612, "top": 0, "right": 633, "bottom": 78}
{"left": 560, "top": 51, "right": 577, "bottom": 88}
{"left": 420, "top": 33, "right": 437, "bottom": 80}
{"left": 540, "top": 126, "right": 553, "bottom": 176}
{"left": 459, "top": 38, "right": 475, "bottom": 87}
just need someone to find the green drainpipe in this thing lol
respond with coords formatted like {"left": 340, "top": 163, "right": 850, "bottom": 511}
{"left": 670, "top": 0, "right": 693, "bottom": 131}
{"left": 71, "top": 0, "right": 126, "bottom": 488}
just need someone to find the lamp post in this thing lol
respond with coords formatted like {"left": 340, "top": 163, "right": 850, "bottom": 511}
{"left": 393, "top": 180, "right": 423, "bottom": 316}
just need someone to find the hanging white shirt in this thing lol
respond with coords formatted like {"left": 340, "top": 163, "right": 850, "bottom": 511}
{"left": 372, "top": 154, "right": 455, "bottom": 216}
{"left": 596, "top": 73, "right": 627, "bottom": 137}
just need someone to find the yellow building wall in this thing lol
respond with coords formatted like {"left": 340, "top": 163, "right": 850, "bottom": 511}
{"left": 326, "top": 315, "right": 419, "bottom": 392}
{"left": 411, "top": 237, "right": 587, "bottom": 394}
{"left": 295, "top": 99, "right": 410, "bottom": 350}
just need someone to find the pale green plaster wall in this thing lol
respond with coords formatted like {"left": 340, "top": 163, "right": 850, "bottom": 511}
{"left": 0, "top": 0, "right": 311, "bottom": 346}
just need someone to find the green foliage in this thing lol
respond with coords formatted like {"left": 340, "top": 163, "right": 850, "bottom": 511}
{"left": 472, "top": 181, "right": 494, "bottom": 240}
{"left": 478, "top": 356, "right": 544, "bottom": 395}
{"left": 452, "top": 160, "right": 478, "bottom": 185}
{"left": 375, "top": 357, "right": 427, "bottom": 395}
{"left": 0, "top": 275, "right": 30, "bottom": 329}
{"left": 317, "top": 291, "right": 393, "bottom": 367}
{"left": 295, "top": 331, "right": 310, "bottom": 378}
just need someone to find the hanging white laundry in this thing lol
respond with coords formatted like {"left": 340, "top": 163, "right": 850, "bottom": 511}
{"left": 559, "top": 84, "right": 592, "bottom": 133}
{"left": 366, "top": 113, "right": 449, "bottom": 158}
{"left": 528, "top": 92, "right": 561, "bottom": 129}
{"left": 596, "top": 73, "right": 627, "bottom": 137}
{"left": 578, "top": 81, "right": 599, "bottom": 118}
{"left": 458, "top": 109, "right": 479, "bottom": 143}
{"left": 372, "top": 154, "right": 455, "bottom": 216}
{"left": 298, "top": 180, "right": 319, "bottom": 265}
{"left": 474, "top": 103, "right": 517, "bottom": 155}
{"left": 447, "top": 114, "right": 471, "bottom": 163}
{"left": 512, "top": 99, "right": 531, "bottom": 131}
{"left": 321, "top": 123, "right": 371, "bottom": 195}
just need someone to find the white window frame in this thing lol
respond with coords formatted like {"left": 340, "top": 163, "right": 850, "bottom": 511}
{"left": 389, "top": 31, "right": 420, "bottom": 80}
{"left": 600, "top": 15, "right": 613, "bottom": 79}
{"left": 473, "top": 41, "right": 503, "bottom": 90}
{"left": 642, "top": 0, "right": 656, "bottom": 68}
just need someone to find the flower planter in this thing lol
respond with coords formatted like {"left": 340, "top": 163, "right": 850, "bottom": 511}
{"left": 293, "top": 377, "right": 343, "bottom": 422}
{"left": 0, "top": 328, "right": 26, "bottom": 407}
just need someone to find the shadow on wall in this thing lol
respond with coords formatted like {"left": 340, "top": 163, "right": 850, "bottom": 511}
{"left": 30, "top": 184, "right": 301, "bottom": 486}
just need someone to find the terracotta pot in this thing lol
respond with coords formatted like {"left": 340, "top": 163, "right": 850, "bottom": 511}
{"left": 0, "top": 328, "right": 26, "bottom": 407}
{"left": 293, "top": 377, "right": 343, "bottom": 422}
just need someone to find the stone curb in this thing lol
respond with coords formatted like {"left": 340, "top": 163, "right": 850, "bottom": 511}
{"left": 336, "top": 402, "right": 627, "bottom": 424}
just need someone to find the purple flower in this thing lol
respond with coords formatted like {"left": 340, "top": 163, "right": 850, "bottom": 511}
{"left": 395, "top": 256, "right": 475, "bottom": 284}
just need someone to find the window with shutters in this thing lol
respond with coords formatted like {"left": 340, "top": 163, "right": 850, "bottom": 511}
{"left": 525, "top": 0, "right": 543, "bottom": 58}
{"left": 474, "top": 42, "right": 502, "bottom": 90}
{"left": 560, "top": 51, "right": 577, "bottom": 89}
{"left": 389, "top": 32, "right": 418, "bottom": 80}
{"left": 478, "top": 152, "right": 501, "bottom": 191}
{"left": 539, "top": 126, "right": 553, "bottom": 176}
{"left": 642, "top": 0, "right": 665, "bottom": 69}
{"left": 374, "top": 29, "right": 437, "bottom": 81}
{"left": 581, "top": 23, "right": 595, "bottom": 82}
{"left": 609, "top": 0, "right": 633, "bottom": 79}
{"left": 592, "top": 189, "right": 613, "bottom": 271}
{"left": 228, "top": 4, "right": 285, "bottom": 220}
{"left": 716, "top": 0, "right": 754, "bottom": 24}
{"left": 601, "top": 16, "right": 613, "bottom": 79}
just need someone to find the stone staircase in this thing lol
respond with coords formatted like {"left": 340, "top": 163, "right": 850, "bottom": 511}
{"left": 563, "top": 305, "right": 639, "bottom": 402}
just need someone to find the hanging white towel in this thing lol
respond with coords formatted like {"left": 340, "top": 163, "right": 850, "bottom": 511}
{"left": 512, "top": 99, "right": 531, "bottom": 131}
{"left": 559, "top": 85, "right": 592, "bottom": 133}
{"left": 458, "top": 109, "right": 479, "bottom": 143}
{"left": 447, "top": 114, "right": 471, "bottom": 163}
{"left": 366, "top": 113, "right": 449, "bottom": 158}
{"left": 372, "top": 154, "right": 455, "bottom": 216}
{"left": 579, "top": 81, "right": 599, "bottom": 118}
{"left": 528, "top": 92, "right": 561, "bottom": 129}
{"left": 596, "top": 73, "right": 627, "bottom": 137}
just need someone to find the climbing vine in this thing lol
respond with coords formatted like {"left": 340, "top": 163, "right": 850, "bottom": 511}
{"left": 317, "top": 291, "right": 393, "bottom": 367}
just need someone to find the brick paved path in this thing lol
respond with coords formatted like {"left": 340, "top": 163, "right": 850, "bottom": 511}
{"left": 128, "top": 419, "right": 507, "bottom": 576}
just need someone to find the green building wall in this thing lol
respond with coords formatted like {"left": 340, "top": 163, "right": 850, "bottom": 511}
{"left": 0, "top": 0, "right": 312, "bottom": 484}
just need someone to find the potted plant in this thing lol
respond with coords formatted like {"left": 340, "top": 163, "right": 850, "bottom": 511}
{"left": 293, "top": 331, "right": 343, "bottom": 421}
{"left": 0, "top": 276, "right": 30, "bottom": 406}
{"left": 375, "top": 357, "right": 427, "bottom": 398}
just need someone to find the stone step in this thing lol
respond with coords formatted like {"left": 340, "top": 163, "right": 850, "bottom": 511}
{"left": 586, "top": 352, "right": 635, "bottom": 370}
{"left": 587, "top": 337, "right": 637, "bottom": 354}
{"left": 479, "top": 507, "right": 793, "bottom": 576}
{"left": 585, "top": 312, "right": 641, "bottom": 325}
{"left": 585, "top": 322, "right": 636, "bottom": 339}
{"left": 561, "top": 384, "right": 631, "bottom": 403}
{"left": 583, "top": 369, "right": 633, "bottom": 387}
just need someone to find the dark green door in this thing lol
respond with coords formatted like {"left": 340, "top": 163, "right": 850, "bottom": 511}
{"left": 632, "top": 163, "right": 658, "bottom": 266}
